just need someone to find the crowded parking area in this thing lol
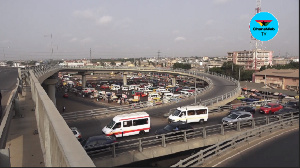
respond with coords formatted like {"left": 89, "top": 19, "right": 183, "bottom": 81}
{"left": 56, "top": 71, "right": 208, "bottom": 108}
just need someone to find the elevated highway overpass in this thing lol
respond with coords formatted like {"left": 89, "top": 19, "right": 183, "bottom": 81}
{"left": 3, "top": 65, "right": 244, "bottom": 166}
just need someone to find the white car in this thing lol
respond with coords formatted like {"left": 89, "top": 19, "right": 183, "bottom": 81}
{"left": 70, "top": 127, "right": 82, "bottom": 141}
{"left": 121, "top": 86, "right": 129, "bottom": 91}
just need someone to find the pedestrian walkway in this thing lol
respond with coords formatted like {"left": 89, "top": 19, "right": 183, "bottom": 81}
{"left": 5, "top": 86, "right": 45, "bottom": 167}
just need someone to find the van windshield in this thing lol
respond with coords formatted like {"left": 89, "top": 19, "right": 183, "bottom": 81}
{"left": 173, "top": 109, "right": 182, "bottom": 116}
{"left": 106, "top": 120, "right": 116, "bottom": 129}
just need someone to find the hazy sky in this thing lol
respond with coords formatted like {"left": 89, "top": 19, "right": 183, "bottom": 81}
{"left": 0, "top": 0, "right": 299, "bottom": 60}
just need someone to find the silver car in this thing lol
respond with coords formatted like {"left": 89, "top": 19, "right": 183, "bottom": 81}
{"left": 222, "top": 111, "right": 253, "bottom": 126}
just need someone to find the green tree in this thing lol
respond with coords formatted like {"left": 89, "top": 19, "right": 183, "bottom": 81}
{"left": 260, "top": 65, "right": 266, "bottom": 71}
{"left": 209, "top": 61, "right": 254, "bottom": 81}
{"left": 172, "top": 63, "right": 191, "bottom": 70}
{"left": 6, "top": 61, "right": 13, "bottom": 66}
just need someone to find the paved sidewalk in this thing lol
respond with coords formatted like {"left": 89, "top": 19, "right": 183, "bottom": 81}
{"left": 5, "top": 86, "right": 45, "bottom": 167}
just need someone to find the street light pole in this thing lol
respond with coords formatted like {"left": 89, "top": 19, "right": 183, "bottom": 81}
{"left": 1, "top": 46, "right": 10, "bottom": 60}
{"left": 195, "top": 77, "right": 197, "bottom": 104}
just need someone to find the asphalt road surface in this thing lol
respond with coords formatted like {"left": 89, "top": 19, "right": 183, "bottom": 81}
{"left": 215, "top": 128, "right": 299, "bottom": 167}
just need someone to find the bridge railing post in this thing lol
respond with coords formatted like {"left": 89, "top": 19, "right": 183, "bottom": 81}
{"left": 112, "top": 143, "right": 116, "bottom": 158}
{"left": 162, "top": 135, "right": 166, "bottom": 147}
{"left": 138, "top": 139, "right": 143, "bottom": 152}
{"left": 237, "top": 121, "right": 241, "bottom": 131}
{"left": 266, "top": 116, "right": 269, "bottom": 125}
{"left": 252, "top": 118, "right": 255, "bottom": 128}
{"left": 231, "top": 137, "right": 236, "bottom": 149}
{"left": 198, "top": 151, "right": 204, "bottom": 165}
{"left": 220, "top": 124, "right": 224, "bottom": 135}
{"left": 183, "top": 131, "right": 187, "bottom": 142}
{"left": 202, "top": 127, "right": 206, "bottom": 139}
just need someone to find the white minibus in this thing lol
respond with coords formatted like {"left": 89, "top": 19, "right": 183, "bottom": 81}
{"left": 168, "top": 105, "right": 208, "bottom": 124}
{"left": 102, "top": 112, "right": 150, "bottom": 137}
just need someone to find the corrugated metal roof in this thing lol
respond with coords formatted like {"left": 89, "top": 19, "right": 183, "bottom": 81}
{"left": 254, "top": 69, "right": 299, "bottom": 78}
{"left": 240, "top": 81, "right": 298, "bottom": 96}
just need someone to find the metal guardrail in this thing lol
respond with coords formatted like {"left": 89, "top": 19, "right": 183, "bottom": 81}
{"left": 171, "top": 113, "right": 299, "bottom": 167}
{"left": 84, "top": 112, "right": 299, "bottom": 158}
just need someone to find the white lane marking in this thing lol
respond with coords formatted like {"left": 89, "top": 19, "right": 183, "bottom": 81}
{"left": 212, "top": 127, "right": 299, "bottom": 167}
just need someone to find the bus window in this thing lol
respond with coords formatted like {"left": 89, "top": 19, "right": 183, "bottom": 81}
{"left": 187, "top": 110, "right": 195, "bottom": 116}
{"left": 123, "top": 121, "right": 132, "bottom": 127}
{"left": 195, "top": 109, "right": 207, "bottom": 115}
{"left": 133, "top": 118, "right": 148, "bottom": 126}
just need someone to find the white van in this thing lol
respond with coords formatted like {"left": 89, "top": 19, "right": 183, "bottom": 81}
{"left": 168, "top": 105, "right": 208, "bottom": 124}
{"left": 121, "top": 86, "right": 129, "bottom": 91}
{"left": 156, "top": 88, "right": 166, "bottom": 93}
{"left": 180, "top": 91, "right": 190, "bottom": 96}
{"left": 111, "top": 85, "right": 120, "bottom": 91}
{"left": 148, "top": 92, "right": 160, "bottom": 99}
{"left": 160, "top": 90, "right": 171, "bottom": 96}
{"left": 129, "top": 85, "right": 139, "bottom": 90}
{"left": 137, "top": 87, "right": 145, "bottom": 91}
{"left": 163, "top": 92, "right": 173, "bottom": 98}
{"left": 102, "top": 112, "right": 150, "bottom": 137}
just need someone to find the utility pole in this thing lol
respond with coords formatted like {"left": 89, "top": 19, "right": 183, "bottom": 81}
{"left": 251, "top": 0, "right": 262, "bottom": 71}
{"left": 157, "top": 50, "right": 160, "bottom": 65}
{"left": 238, "top": 67, "right": 240, "bottom": 81}
{"left": 157, "top": 50, "right": 160, "bottom": 60}
{"left": 90, "top": 48, "right": 92, "bottom": 63}
{"left": 1, "top": 47, "right": 9, "bottom": 60}
{"left": 44, "top": 33, "right": 53, "bottom": 57}
{"left": 194, "top": 77, "right": 197, "bottom": 104}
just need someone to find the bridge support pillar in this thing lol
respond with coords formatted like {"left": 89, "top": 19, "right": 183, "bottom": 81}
{"left": 171, "top": 77, "right": 176, "bottom": 86}
{"left": 44, "top": 78, "right": 57, "bottom": 106}
{"left": 82, "top": 74, "right": 86, "bottom": 88}
{"left": 123, "top": 73, "right": 127, "bottom": 86}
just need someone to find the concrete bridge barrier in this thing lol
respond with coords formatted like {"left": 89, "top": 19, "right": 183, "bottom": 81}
{"left": 28, "top": 70, "right": 95, "bottom": 167}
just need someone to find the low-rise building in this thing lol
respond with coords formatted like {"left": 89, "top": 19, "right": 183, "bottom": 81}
{"left": 253, "top": 69, "right": 299, "bottom": 91}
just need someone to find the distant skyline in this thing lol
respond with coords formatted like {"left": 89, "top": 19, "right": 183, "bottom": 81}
{"left": 0, "top": 0, "right": 299, "bottom": 60}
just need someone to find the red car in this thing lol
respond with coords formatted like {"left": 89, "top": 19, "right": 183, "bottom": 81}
{"left": 63, "top": 93, "right": 69, "bottom": 98}
{"left": 259, "top": 103, "right": 283, "bottom": 114}
{"left": 100, "top": 85, "right": 109, "bottom": 89}
{"left": 134, "top": 92, "right": 147, "bottom": 97}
